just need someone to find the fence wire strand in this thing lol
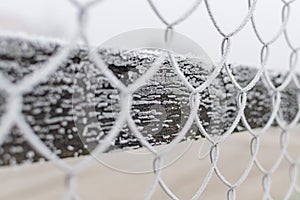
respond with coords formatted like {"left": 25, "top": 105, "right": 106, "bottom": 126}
{"left": 0, "top": 0, "right": 299, "bottom": 199}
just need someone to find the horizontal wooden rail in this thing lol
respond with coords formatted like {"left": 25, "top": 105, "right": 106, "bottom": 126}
{"left": 0, "top": 35, "right": 298, "bottom": 166}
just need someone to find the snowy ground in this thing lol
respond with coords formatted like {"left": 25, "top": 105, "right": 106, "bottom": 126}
{"left": 0, "top": 125, "right": 299, "bottom": 200}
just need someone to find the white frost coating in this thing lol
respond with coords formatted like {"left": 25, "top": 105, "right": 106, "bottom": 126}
{"left": 0, "top": 0, "right": 300, "bottom": 200}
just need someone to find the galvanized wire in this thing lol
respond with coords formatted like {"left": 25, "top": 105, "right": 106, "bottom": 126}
{"left": 0, "top": 0, "right": 299, "bottom": 199}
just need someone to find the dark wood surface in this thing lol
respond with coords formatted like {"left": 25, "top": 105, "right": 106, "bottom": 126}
{"left": 0, "top": 35, "right": 298, "bottom": 166}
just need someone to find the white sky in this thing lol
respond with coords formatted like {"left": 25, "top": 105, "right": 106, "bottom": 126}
{"left": 0, "top": 0, "right": 299, "bottom": 71}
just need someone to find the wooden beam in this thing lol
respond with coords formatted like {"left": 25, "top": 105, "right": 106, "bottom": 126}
{"left": 0, "top": 35, "right": 298, "bottom": 166}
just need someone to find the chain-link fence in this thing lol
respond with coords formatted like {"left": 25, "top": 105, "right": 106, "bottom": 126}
{"left": 0, "top": 0, "right": 300, "bottom": 199}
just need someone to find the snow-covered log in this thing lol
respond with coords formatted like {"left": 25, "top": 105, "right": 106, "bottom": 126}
{"left": 0, "top": 35, "right": 298, "bottom": 166}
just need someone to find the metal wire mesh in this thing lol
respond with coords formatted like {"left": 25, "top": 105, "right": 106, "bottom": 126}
{"left": 0, "top": 0, "right": 300, "bottom": 199}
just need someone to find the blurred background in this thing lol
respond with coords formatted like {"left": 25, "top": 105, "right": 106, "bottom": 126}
{"left": 0, "top": 0, "right": 300, "bottom": 71}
